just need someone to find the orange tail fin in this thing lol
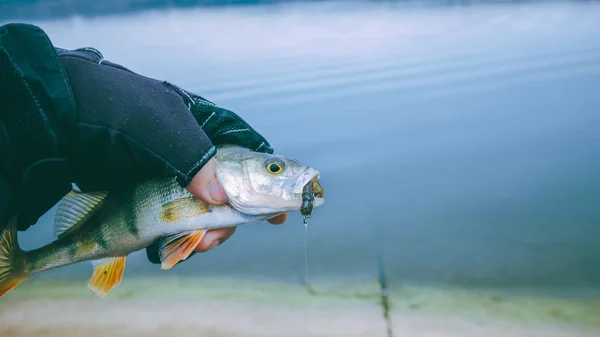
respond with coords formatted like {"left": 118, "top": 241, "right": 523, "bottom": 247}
{"left": 0, "top": 216, "right": 28, "bottom": 298}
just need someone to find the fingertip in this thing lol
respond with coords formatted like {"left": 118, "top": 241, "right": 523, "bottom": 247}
{"left": 209, "top": 180, "right": 227, "bottom": 205}
{"left": 268, "top": 213, "right": 288, "bottom": 225}
{"left": 194, "top": 227, "right": 236, "bottom": 253}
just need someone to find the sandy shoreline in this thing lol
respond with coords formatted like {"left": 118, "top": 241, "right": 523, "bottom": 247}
{"left": 2, "top": 299, "right": 599, "bottom": 337}
{"left": 1, "top": 277, "right": 599, "bottom": 337}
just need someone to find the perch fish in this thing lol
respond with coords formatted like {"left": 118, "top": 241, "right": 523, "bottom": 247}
{"left": 0, "top": 147, "right": 324, "bottom": 298}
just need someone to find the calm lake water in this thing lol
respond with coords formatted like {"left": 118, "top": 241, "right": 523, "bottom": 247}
{"left": 3, "top": 1, "right": 600, "bottom": 295}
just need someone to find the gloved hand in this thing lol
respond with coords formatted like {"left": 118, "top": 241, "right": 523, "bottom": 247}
{"left": 55, "top": 47, "right": 275, "bottom": 194}
{"left": 172, "top": 85, "right": 274, "bottom": 156}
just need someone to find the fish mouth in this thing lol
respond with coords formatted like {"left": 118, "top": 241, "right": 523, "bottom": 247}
{"left": 310, "top": 177, "right": 325, "bottom": 207}
{"left": 294, "top": 168, "right": 320, "bottom": 192}
{"left": 300, "top": 173, "right": 325, "bottom": 217}
{"left": 300, "top": 172, "right": 323, "bottom": 196}
{"left": 312, "top": 178, "right": 324, "bottom": 198}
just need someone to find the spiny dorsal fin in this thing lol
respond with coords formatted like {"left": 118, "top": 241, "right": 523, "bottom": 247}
{"left": 88, "top": 256, "right": 127, "bottom": 298}
{"left": 159, "top": 230, "right": 206, "bottom": 270}
{"left": 54, "top": 190, "right": 108, "bottom": 238}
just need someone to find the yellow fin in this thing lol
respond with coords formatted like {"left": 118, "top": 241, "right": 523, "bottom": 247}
{"left": 88, "top": 256, "right": 126, "bottom": 298}
{"left": 0, "top": 216, "right": 28, "bottom": 299}
{"left": 159, "top": 230, "right": 206, "bottom": 270}
{"left": 54, "top": 190, "right": 108, "bottom": 238}
{"left": 159, "top": 197, "right": 210, "bottom": 223}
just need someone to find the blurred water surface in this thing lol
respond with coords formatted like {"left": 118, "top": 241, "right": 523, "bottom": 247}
{"left": 2, "top": 1, "right": 600, "bottom": 295}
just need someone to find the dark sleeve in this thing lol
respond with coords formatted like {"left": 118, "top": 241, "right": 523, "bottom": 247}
{"left": 0, "top": 23, "right": 74, "bottom": 230}
{"left": 0, "top": 23, "right": 217, "bottom": 230}
{"left": 0, "top": 172, "right": 16, "bottom": 226}
{"left": 58, "top": 51, "right": 216, "bottom": 192}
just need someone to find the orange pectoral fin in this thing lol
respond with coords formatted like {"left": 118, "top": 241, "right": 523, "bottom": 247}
{"left": 88, "top": 256, "right": 127, "bottom": 298}
{"left": 158, "top": 230, "right": 206, "bottom": 270}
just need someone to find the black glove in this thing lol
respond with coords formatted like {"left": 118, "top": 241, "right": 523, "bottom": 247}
{"left": 161, "top": 82, "right": 274, "bottom": 156}
{"left": 0, "top": 23, "right": 273, "bottom": 232}
{"left": 57, "top": 47, "right": 274, "bottom": 192}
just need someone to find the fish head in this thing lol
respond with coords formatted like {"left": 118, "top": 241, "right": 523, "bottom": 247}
{"left": 214, "top": 147, "right": 325, "bottom": 216}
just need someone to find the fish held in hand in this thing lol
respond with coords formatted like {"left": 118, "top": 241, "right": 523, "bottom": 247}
{"left": 0, "top": 147, "right": 324, "bottom": 299}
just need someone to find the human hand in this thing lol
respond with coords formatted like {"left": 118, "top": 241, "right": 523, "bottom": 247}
{"left": 45, "top": 43, "right": 280, "bottom": 261}
{"left": 186, "top": 157, "right": 288, "bottom": 253}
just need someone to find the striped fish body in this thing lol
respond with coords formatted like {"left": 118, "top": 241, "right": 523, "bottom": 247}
{"left": 26, "top": 177, "right": 265, "bottom": 277}
{"left": 0, "top": 147, "right": 325, "bottom": 299}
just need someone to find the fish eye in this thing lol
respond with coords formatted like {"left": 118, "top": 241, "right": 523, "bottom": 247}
{"left": 266, "top": 161, "right": 284, "bottom": 175}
